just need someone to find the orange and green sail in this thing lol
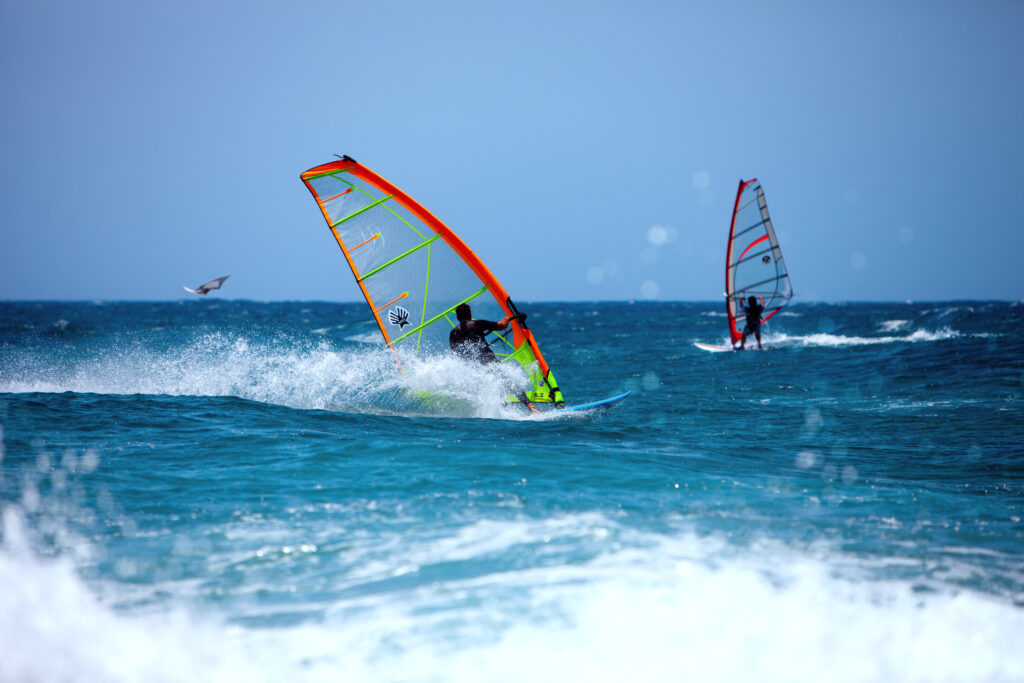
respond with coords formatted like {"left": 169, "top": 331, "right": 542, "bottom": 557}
{"left": 300, "top": 156, "right": 564, "bottom": 406}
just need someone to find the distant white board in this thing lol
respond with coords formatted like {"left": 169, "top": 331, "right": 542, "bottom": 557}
{"left": 693, "top": 342, "right": 734, "bottom": 353}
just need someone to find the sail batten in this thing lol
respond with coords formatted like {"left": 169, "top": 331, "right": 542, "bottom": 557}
{"left": 733, "top": 218, "right": 769, "bottom": 239}
{"left": 358, "top": 234, "right": 441, "bottom": 282}
{"left": 724, "top": 178, "right": 793, "bottom": 344}
{"left": 331, "top": 194, "right": 394, "bottom": 227}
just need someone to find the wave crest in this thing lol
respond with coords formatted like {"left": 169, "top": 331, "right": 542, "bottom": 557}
{"left": 0, "top": 333, "right": 537, "bottom": 419}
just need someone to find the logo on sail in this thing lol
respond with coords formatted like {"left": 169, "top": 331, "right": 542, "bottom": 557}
{"left": 389, "top": 306, "right": 410, "bottom": 329}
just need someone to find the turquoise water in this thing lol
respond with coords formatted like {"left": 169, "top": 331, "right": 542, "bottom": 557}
{"left": 1, "top": 300, "right": 1022, "bottom": 681}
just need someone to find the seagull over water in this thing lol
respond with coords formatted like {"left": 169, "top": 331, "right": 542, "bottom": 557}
{"left": 184, "top": 275, "right": 230, "bottom": 295}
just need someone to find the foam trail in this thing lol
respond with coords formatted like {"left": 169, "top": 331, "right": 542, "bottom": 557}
{"left": 690, "top": 325, "right": 960, "bottom": 353}
{"left": 772, "top": 327, "right": 961, "bottom": 348}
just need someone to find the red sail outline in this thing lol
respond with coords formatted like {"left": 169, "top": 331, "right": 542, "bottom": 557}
{"left": 725, "top": 179, "right": 751, "bottom": 343}
{"left": 300, "top": 157, "right": 558, "bottom": 391}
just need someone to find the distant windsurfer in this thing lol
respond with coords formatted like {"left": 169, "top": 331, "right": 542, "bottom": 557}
{"left": 449, "top": 303, "right": 540, "bottom": 413}
{"left": 184, "top": 275, "right": 229, "bottom": 296}
{"left": 737, "top": 295, "right": 764, "bottom": 350}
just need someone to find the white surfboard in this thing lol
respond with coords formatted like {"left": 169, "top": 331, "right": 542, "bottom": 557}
{"left": 693, "top": 342, "right": 734, "bottom": 353}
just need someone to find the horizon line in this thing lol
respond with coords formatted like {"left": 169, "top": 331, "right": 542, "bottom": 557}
{"left": 2, "top": 298, "right": 1020, "bottom": 305}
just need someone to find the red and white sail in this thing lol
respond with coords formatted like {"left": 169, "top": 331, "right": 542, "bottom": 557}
{"left": 725, "top": 179, "right": 793, "bottom": 343}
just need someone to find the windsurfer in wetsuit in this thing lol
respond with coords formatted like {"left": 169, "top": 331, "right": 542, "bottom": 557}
{"left": 449, "top": 303, "right": 540, "bottom": 413}
{"left": 738, "top": 295, "right": 765, "bottom": 350}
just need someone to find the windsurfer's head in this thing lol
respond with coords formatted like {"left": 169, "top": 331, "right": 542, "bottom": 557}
{"left": 455, "top": 303, "right": 472, "bottom": 321}
{"left": 748, "top": 296, "right": 757, "bottom": 307}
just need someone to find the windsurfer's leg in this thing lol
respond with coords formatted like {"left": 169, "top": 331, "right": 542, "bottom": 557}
{"left": 755, "top": 328, "right": 762, "bottom": 349}
{"left": 512, "top": 389, "right": 540, "bottom": 412}
{"left": 499, "top": 376, "right": 540, "bottom": 412}
{"left": 513, "top": 389, "right": 531, "bottom": 408}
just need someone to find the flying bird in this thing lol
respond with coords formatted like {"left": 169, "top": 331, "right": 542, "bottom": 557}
{"left": 184, "top": 275, "right": 230, "bottom": 295}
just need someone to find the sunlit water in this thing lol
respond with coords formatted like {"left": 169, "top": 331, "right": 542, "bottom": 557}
{"left": 1, "top": 300, "right": 1022, "bottom": 682}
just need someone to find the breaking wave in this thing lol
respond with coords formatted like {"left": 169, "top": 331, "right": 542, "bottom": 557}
{"left": 2, "top": 505, "right": 1023, "bottom": 683}
{"left": 0, "top": 333, "right": 540, "bottom": 420}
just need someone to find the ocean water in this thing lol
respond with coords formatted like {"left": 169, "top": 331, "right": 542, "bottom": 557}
{"left": 1, "top": 299, "right": 1022, "bottom": 682}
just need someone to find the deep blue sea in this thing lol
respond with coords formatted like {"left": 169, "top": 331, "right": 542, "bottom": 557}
{"left": 1, "top": 300, "right": 1022, "bottom": 682}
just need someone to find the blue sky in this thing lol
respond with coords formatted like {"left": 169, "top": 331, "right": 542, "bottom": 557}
{"left": 1, "top": 0, "right": 1022, "bottom": 302}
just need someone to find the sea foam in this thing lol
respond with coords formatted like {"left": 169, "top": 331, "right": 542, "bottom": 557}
{"left": 772, "top": 327, "right": 961, "bottom": 348}
{"left": 2, "top": 507, "right": 1022, "bottom": 683}
{"left": 0, "top": 333, "right": 536, "bottom": 420}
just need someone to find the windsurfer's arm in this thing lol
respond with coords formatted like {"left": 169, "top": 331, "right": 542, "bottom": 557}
{"left": 496, "top": 312, "right": 527, "bottom": 329}
{"left": 471, "top": 319, "right": 505, "bottom": 332}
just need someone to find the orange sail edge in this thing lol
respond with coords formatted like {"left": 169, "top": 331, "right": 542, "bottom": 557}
{"left": 300, "top": 156, "right": 556, "bottom": 383}
{"left": 301, "top": 163, "right": 399, "bottom": 368}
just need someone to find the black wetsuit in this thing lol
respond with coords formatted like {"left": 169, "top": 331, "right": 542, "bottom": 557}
{"left": 449, "top": 319, "right": 502, "bottom": 364}
{"left": 743, "top": 302, "right": 765, "bottom": 334}
{"left": 449, "top": 319, "right": 531, "bottom": 405}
